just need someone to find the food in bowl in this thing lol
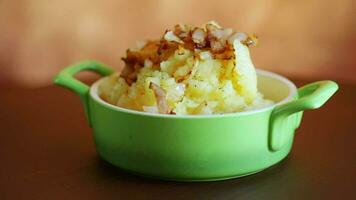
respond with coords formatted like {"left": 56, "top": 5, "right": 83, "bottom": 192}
{"left": 54, "top": 19, "right": 338, "bottom": 181}
{"left": 99, "top": 21, "right": 273, "bottom": 115}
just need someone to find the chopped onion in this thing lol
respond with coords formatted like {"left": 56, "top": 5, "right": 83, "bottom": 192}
{"left": 210, "top": 40, "right": 224, "bottom": 52}
{"left": 192, "top": 28, "right": 206, "bottom": 44}
{"left": 211, "top": 28, "right": 233, "bottom": 40}
{"left": 149, "top": 82, "right": 171, "bottom": 114}
{"left": 205, "top": 21, "right": 221, "bottom": 30}
{"left": 164, "top": 30, "right": 184, "bottom": 44}
{"left": 228, "top": 32, "right": 248, "bottom": 44}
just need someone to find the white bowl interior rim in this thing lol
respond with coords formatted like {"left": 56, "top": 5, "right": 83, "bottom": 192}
{"left": 90, "top": 69, "right": 297, "bottom": 118}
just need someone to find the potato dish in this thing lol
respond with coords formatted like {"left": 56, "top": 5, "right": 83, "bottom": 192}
{"left": 99, "top": 21, "right": 273, "bottom": 115}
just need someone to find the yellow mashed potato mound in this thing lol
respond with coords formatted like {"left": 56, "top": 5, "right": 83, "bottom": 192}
{"left": 99, "top": 22, "right": 273, "bottom": 115}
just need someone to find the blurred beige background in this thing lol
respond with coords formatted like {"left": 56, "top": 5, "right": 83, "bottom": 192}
{"left": 0, "top": 0, "right": 355, "bottom": 87}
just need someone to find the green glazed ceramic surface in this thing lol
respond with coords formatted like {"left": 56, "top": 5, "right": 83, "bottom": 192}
{"left": 54, "top": 61, "right": 338, "bottom": 181}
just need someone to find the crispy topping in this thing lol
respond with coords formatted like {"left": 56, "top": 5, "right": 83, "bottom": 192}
{"left": 173, "top": 24, "right": 190, "bottom": 38}
{"left": 242, "top": 33, "right": 258, "bottom": 47}
{"left": 192, "top": 27, "right": 207, "bottom": 47}
{"left": 149, "top": 82, "right": 171, "bottom": 114}
{"left": 164, "top": 30, "right": 184, "bottom": 44}
{"left": 121, "top": 22, "right": 258, "bottom": 85}
{"left": 228, "top": 32, "right": 247, "bottom": 44}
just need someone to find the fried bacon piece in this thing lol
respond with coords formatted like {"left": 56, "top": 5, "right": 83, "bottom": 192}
{"left": 149, "top": 82, "right": 171, "bottom": 114}
{"left": 121, "top": 41, "right": 161, "bottom": 85}
{"left": 157, "top": 39, "right": 179, "bottom": 61}
{"left": 173, "top": 24, "right": 190, "bottom": 38}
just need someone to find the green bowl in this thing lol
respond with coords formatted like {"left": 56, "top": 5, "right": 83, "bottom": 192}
{"left": 54, "top": 61, "right": 338, "bottom": 181}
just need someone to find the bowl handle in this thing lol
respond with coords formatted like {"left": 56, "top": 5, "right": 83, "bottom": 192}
{"left": 268, "top": 80, "right": 338, "bottom": 152}
{"left": 53, "top": 60, "right": 114, "bottom": 126}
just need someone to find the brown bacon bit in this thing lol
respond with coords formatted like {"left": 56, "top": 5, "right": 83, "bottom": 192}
{"left": 180, "top": 32, "right": 195, "bottom": 51}
{"left": 149, "top": 82, "right": 171, "bottom": 114}
{"left": 121, "top": 41, "right": 162, "bottom": 85}
{"left": 173, "top": 24, "right": 190, "bottom": 39}
{"left": 158, "top": 40, "right": 178, "bottom": 61}
{"left": 120, "top": 62, "right": 133, "bottom": 76}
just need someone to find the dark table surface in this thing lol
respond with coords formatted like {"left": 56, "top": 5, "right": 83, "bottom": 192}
{"left": 0, "top": 79, "right": 355, "bottom": 200}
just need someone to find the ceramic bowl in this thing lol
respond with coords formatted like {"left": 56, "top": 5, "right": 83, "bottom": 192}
{"left": 54, "top": 61, "right": 338, "bottom": 181}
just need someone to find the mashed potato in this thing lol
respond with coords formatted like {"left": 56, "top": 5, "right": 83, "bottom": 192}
{"left": 99, "top": 21, "right": 273, "bottom": 115}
